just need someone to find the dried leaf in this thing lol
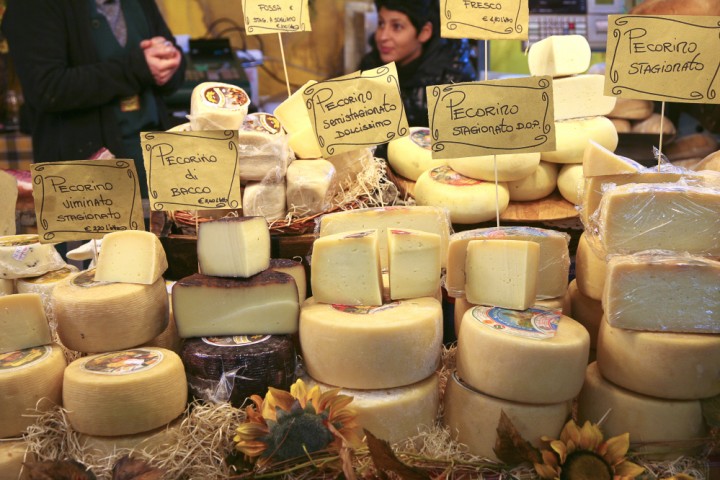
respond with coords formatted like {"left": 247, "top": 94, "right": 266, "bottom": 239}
{"left": 701, "top": 394, "right": 720, "bottom": 428}
{"left": 493, "top": 410, "right": 543, "bottom": 465}
{"left": 365, "top": 429, "right": 430, "bottom": 480}
{"left": 112, "top": 456, "right": 164, "bottom": 480}
{"left": 25, "top": 460, "right": 96, "bottom": 480}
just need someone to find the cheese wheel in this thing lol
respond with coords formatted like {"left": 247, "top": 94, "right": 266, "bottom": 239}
{"left": 456, "top": 306, "right": 589, "bottom": 403}
{"left": 694, "top": 149, "right": 720, "bottom": 172}
{"left": 0, "top": 344, "right": 65, "bottom": 438}
{"left": 242, "top": 182, "right": 286, "bottom": 222}
{"left": 63, "top": 348, "right": 188, "bottom": 436}
{"left": 54, "top": 270, "right": 168, "bottom": 353}
{"left": 506, "top": 161, "right": 558, "bottom": 201}
{"left": 443, "top": 371, "right": 571, "bottom": 461}
{"left": 414, "top": 166, "right": 509, "bottom": 224}
{"left": 528, "top": 35, "right": 591, "bottom": 77}
{"left": 577, "top": 362, "right": 706, "bottom": 459}
{"left": 0, "top": 293, "right": 51, "bottom": 354}
{"left": 0, "top": 235, "right": 65, "bottom": 280}
{"left": 326, "top": 148, "right": 374, "bottom": 187}
{"left": 609, "top": 117, "right": 632, "bottom": 132}
{"left": 189, "top": 82, "right": 250, "bottom": 131}
{"left": 237, "top": 112, "right": 290, "bottom": 182}
{"left": 552, "top": 75, "right": 617, "bottom": 121}
{"left": 541, "top": 117, "right": 618, "bottom": 164}
{"left": 631, "top": 113, "right": 676, "bottom": 135}
{"left": 299, "top": 297, "right": 443, "bottom": 389}
{"left": 269, "top": 258, "right": 307, "bottom": 303}
{"left": 608, "top": 98, "right": 654, "bottom": 120}
{"left": 557, "top": 164, "right": 584, "bottom": 205}
{"left": 16, "top": 265, "right": 78, "bottom": 318}
{"left": 0, "top": 170, "right": 18, "bottom": 237}
{"left": 387, "top": 127, "right": 446, "bottom": 181}
{"left": 304, "top": 373, "right": 439, "bottom": 444}
{"left": 77, "top": 417, "right": 182, "bottom": 458}
{"left": 0, "top": 441, "right": 33, "bottom": 480}
{"left": 286, "top": 159, "right": 337, "bottom": 216}
{"left": 448, "top": 152, "right": 541, "bottom": 182}
{"left": 142, "top": 310, "right": 182, "bottom": 354}
{"left": 582, "top": 139, "right": 644, "bottom": 177}
{"left": 93, "top": 231, "right": 168, "bottom": 285}
{"left": 566, "top": 280, "right": 602, "bottom": 350}
{"left": 597, "top": 319, "right": 720, "bottom": 400}
{"left": 197, "top": 216, "right": 271, "bottom": 278}
{"left": 181, "top": 335, "right": 296, "bottom": 407}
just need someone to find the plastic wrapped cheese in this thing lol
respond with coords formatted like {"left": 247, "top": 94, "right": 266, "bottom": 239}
{"left": 0, "top": 235, "right": 65, "bottom": 280}
{"left": 286, "top": 159, "right": 337, "bottom": 216}
{"left": 189, "top": 82, "right": 250, "bottom": 130}
{"left": 242, "top": 181, "right": 286, "bottom": 222}
{"left": 237, "top": 113, "right": 291, "bottom": 182}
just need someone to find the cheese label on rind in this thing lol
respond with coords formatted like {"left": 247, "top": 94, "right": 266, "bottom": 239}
{"left": 0, "top": 345, "right": 51, "bottom": 371}
{"left": 200, "top": 85, "right": 249, "bottom": 110}
{"left": 331, "top": 302, "right": 399, "bottom": 315}
{"left": 472, "top": 306, "right": 559, "bottom": 340}
{"left": 81, "top": 349, "right": 163, "bottom": 376}
{"left": 203, "top": 335, "right": 271, "bottom": 347}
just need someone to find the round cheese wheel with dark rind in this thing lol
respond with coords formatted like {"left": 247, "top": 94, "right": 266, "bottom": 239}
{"left": 181, "top": 335, "right": 296, "bottom": 407}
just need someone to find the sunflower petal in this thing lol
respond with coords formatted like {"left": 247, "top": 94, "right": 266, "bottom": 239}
{"left": 560, "top": 419, "right": 581, "bottom": 446}
{"left": 290, "top": 379, "right": 308, "bottom": 407}
{"left": 603, "top": 433, "right": 631, "bottom": 466}
{"left": 579, "top": 420, "right": 604, "bottom": 451}
{"left": 549, "top": 440, "right": 567, "bottom": 463}
{"left": 534, "top": 462, "right": 560, "bottom": 480}
{"left": 613, "top": 459, "right": 644, "bottom": 479}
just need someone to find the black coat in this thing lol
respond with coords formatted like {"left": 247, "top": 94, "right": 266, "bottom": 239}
{"left": 1, "top": 0, "right": 186, "bottom": 162}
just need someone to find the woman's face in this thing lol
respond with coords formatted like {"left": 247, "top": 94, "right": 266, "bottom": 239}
{"left": 374, "top": 7, "right": 432, "bottom": 66}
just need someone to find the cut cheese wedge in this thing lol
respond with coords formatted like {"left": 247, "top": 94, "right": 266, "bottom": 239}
{"left": 197, "top": 216, "right": 270, "bottom": 278}
{"left": 94, "top": 231, "right": 168, "bottom": 284}
{"left": 582, "top": 139, "right": 643, "bottom": 177}
{"left": 528, "top": 35, "right": 591, "bottom": 77}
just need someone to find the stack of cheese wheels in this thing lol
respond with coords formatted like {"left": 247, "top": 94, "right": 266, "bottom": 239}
{"left": 443, "top": 224, "right": 589, "bottom": 459}
{"left": 386, "top": 127, "right": 447, "bottom": 181}
{"left": 301, "top": 206, "right": 449, "bottom": 443}
{"left": 575, "top": 152, "right": 719, "bottom": 458}
{"left": 173, "top": 216, "right": 300, "bottom": 407}
{"left": 527, "top": 35, "right": 618, "bottom": 207}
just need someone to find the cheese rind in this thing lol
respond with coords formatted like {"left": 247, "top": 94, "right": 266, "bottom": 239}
{"left": 457, "top": 306, "right": 589, "bottom": 403}
{"left": 528, "top": 34, "right": 591, "bottom": 77}
{"left": 465, "top": 240, "right": 539, "bottom": 311}
{"left": 172, "top": 271, "right": 299, "bottom": 337}
{"left": 0, "top": 235, "right": 66, "bottom": 280}
{"left": 197, "top": 216, "right": 271, "bottom": 278}
{"left": 557, "top": 163, "right": 584, "bottom": 205}
{"left": 387, "top": 127, "right": 446, "bottom": 181}
{"left": 299, "top": 297, "right": 443, "bottom": 389}
{"left": 269, "top": 258, "right": 307, "bottom": 302}
{"left": 506, "top": 161, "right": 558, "bottom": 201}
{"left": 237, "top": 112, "right": 289, "bottom": 182}
{"left": 285, "top": 159, "right": 337, "bottom": 216}
{"left": 566, "top": 279, "right": 603, "bottom": 350}
{"left": 387, "top": 229, "right": 441, "bottom": 300}
{"left": 93, "top": 231, "right": 168, "bottom": 284}
{"left": 574, "top": 232, "right": 606, "bottom": 300}
{"left": 552, "top": 74, "right": 617, "bottom": 121}
{"left": 0, "top": 293, "right": 51, "bottom": 354}
{"left": 597, "top": 319, "right": 720, "bottom": 399}
{"left": 448, "top": 152, "right": 541, "bottom": 182}
{"left": 541, "top": 116, "right": 618, "bottom": 164}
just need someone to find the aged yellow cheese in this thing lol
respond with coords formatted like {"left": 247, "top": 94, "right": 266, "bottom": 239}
{"left": 457, "top": 306, "right": 589, "bottom": 403}
{"left": 94, "top": 231, "right": 168, "bottom": 284}
{"left": 443, "top": 371, "right": 571, "bottom": 461}
{"left": 0, "top": 279, "right": 13, "bottom": 296}
{"left": 0, "top": 293, "right": 51, "bottom": 354}
{"left": 557, "top": 163, "right": 584, "bottom": 205}
{"left": 528, "top": 34, "right": 591, "bottom": 77}
{"left": 541, "top": 116, "right": 618, "bottom": 164}
{"left": 16, "top": 265, "right": 78, "bottom": 317}
{"left": 63, "top": 348, "right": 187, "bottom": 436}
{"left": 577, "top": 362, "right": 706, "bottom": 459}
{"left": 269, "top": 258, "right": 307, "bottom": 303}
{"left": 507, "top": 161, "right": 558, "bottom": 201}
{"left": 387, "top": 127, "right": 446, "bottom": 181}
{"left": 0, "top": 170, "right": 17, "bottom": 236}
{"left": 286, "top": 159, "right": 337, "bottom": 216}
{"left": 582, "top": 139, "right": 644, "bottom": 177}
{"left": 299, "top": 297, "right": 443, "bottom": 389}
{"left": 566, "top": 279, "right": 603, "bottom": 350}
{"left": 553, "top": 74, "right": 617, "bottom": 121}
{"left": 197, "top": 216, "right": 270, "bottom": 278}
{"left": 0, "top": 440, "right": 34, "bottom": 480}
{"left": 273, "top": 80, "right": 316, "bottom": 134}
{"left": 597, "top": 318, "right": 720, "bottom": 400}
{"left": 574, "top": 232, "right": 605, "bottom": 301}
{"left": 387, "top": 228, "right": 441, "bottom": 300}
{"left": 0, "top": 235, "right": 65, "bottom": 280}
{"left": 77, "top": 417, "right": 182, "bottom": 457}
{"left": 448, "top": 152, "right": 541, "bottom": 182}
{"left": 465, "top": 239, "right": 539, "bottom": 311}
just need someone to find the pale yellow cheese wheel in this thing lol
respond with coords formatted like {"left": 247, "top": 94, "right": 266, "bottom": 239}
{"left": 448, "top": 152, "right": 541, "bottom": 182}
{"left": 557, "top": 163, "right": 584, "bottom": 205}
{"left": 387, "top": 127, "right": 446, "bottom": 181}
{"left": 596, "top": 319, "right": 720, "bottom": 400}
{"left": 577, "top": 362, "right": 706, "bottom": 460}
{"left": 414, "top": 166, "right": 509, "bottom": 224}
{"left": 0, "top": 344, "right": 65, "bottom": 438}
{"left": 443, "top": 371, "right": 571, "bottom": 461}
{"left": 457, "top": 306, "right": 589, "bottom": 403}
{"left": 566, "top": 280, "right": 603, "bottom": 350}
{"left": 299, "top": 297, "right": 443, "bottom": 389}
{"left": 506, "top": 161, "right": 558, "bottom": 201}
{"left": 77, "top": 416, "right": 183, "bottom": 457}
{"left": 574, "top": 232, "right": 605, "bottom": 301}
{"left": 0, "top": 441, "right": 34, "bottom": 480}
{"left": 63, "top": 348, "right": 188, "bottom": 436}
{"left": 541, "top": 116, "right": 618, "bottom": 164}
{"left": 608, "top": 98, "right": 654, "bottom": 120}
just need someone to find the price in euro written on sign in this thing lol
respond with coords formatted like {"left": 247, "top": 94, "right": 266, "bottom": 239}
{"left": 605, "top": 15, "right": 720, "bottom": 103}
{"left": 243, "top": 0, "right": 311, "bottom": 34}
{"left": 427, "top": 76, "right": 555, "bottom": 159}
{"left": 440, "top": 0, "right": 529, "bottom": 40}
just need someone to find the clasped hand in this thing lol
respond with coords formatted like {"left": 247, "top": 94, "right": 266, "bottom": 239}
{"left": 141, "top": 36, "right": 182, "bottom": 86}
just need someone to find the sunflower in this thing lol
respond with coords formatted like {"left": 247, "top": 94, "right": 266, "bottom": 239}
{"left": 234, "top": 379, "right": 363, "bottom": 467}
{"left": 534, "top": 419, "right": 645, "bottom": 480}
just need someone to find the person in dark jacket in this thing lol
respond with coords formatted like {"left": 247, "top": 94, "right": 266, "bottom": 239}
{"left": 1, "top": 0, "right": 186, "bottom": 199}
{"left": 359, "top": 0, "right": 477, "bottom": 128}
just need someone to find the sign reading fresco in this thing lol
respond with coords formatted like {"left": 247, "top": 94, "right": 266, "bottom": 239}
{"left": 440, "top": 0, "right": 529, "bottom": 40}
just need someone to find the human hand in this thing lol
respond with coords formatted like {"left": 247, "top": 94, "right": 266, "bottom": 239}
{"left": 142, "top": 37, "right": 182, "bottom": 86}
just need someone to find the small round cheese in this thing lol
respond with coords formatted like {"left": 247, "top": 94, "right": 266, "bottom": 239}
{"left": 0, "top": 441, "right": 34, "bottom": 480}
{"left": 387, "top": 127, "right": 447, "bottom": 181}
{"left": 557, "top": 164, "right": 584, "bottom": 205}
{"left": 597, "top": 319, "right": 720, "bottom": 400}
{"left": 414, "top": 165, "right": 509, "bottom": 224}
{"left": 77, "top": 416, "right": 183, "bottom": 457}
{"left": 448, "top": 152, "right": 541, "bottom": 182}
{"left": 299, "top": 297, "right": 443, "bottom": 389}
{"left": 541, "top": 116, "right": 618, "bottom": 164}
{"left": 189, "top": 82, "right": 250, "bottom": 131}
{"left": 456, "top": 306, "right": 589, "bottom": 403}
{"left": 574, "top": 232, "right": 606, "bottom": 301}
{"left": 506, "top": 161, "right": 558, "bottom": 201}
{"left": 566, "top": 280, "right": 602, "bottom": 350}
{"left": 443, "top": 371, "right": 571, "bottom": 461}
{"left": 0, "top": 235, "right": 65, "bottom": 280}
{"left": 63, "top": 348, "right": 188, "bottom": 436}
{"left": 578, "top": 362, "right": 706, "bottom": 460}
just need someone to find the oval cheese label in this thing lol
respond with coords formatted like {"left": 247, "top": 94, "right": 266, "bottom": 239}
{"left": 478, "top": 226, "right": 548, "bottom": 239}
{"left": 202, "top": 335, "right": 270, "bottom": 347}
{"left": 82, "top": 349, "right": 163, "bottom": 375}
{"left": 202, "top": 86, "right": 249, "bottom": 109}
{"left": 429, "top": 165, "right": 482, "bottom": 187}
{"left": 409, "top": 128, "right": 431, "bottom": 150}
{"left": 332, "top": 303, "right": 399, "bottom": 315}
{"left": 0, "top": 346, "right": 51, "bottom": 372}
{"left": 72, "top": 269, "right": 108, "bottom": 288}
{"left": 471, "top": 306, "right": 559, "bottom": 340}
{"left": 243, "top": 113, "right": 283, "bottom": 135}
{"left": 25, "top": 266, "right": 75, "bottom": 285}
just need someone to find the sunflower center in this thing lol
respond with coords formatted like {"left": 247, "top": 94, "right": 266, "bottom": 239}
{"left": 560, "top": 450, "right": 613, "bottom": 480}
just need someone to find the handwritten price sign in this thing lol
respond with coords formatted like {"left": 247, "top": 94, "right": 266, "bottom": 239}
{"left": 440, "top": 0, "right": 529, "bottom": 40}
{"left": 243, "top": 0, "right": 311, "bottom": 34}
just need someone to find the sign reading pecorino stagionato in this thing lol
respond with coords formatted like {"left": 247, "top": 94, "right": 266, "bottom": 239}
{"left": 31, "top": 159, "right": 145, "bottom": 243}
{"left": 141, "top": 130, "right": 241, "bottom": 211}
{"left": 427, "top": 75, "right": 556, "bottom": 159}
{"left": 605, "top": 15, "right": 720, "bottom": 103}
{"left": 243, "top": 0, "right": 311, "bottom": 34}
{"left": 440, "top": 0, "right": 529, "bottom": 40}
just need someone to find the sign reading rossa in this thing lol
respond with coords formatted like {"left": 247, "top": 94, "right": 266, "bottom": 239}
{"left": 31, "top": 159, "right": 145, "bottom": 243}
{"left": 427, "top": 76, "right": 555, "bottom": 159}
{"left": 440, "top": 0, "right": 529, "bottom": 40}
{"left": 243, "top": 0, "right": 311, "bottom": 34}
{"left": 605, "top": 15, "right": 720, "bottom": 103}
{"left": 302, "top": 63, "right": 409, "bottom": 157}
{"left": 141, "top": 130, "right": 241, "bottom": 211}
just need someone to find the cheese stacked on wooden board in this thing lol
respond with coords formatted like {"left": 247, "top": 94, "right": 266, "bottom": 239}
{"left": 93, "top": 231, "right": 168, "bottom": 284}
{"left": 0, "top": 235, "right": 65, "bottom": 279}
{"left": 443, "top": 371, "right": 571, "bottom": 461}
{"left": 387, "top": 127, "right": 447, "bottom": 181}
{"left": 552, "top": 75, "right": 617, "bottom": 121}
{"left": 0, "top": 344, "right": 65, "bottom": 438}
{"left": 0, "top": 170, "right": 18, "bottom": 236}
{"left": 0, "top": 293, "right": 51, "bottom": 354}
{"left": 541, "top": 116, "right": 618, "bottom": 164}
{"left": 448, "top": 152, "right": 541, "bottom": 182}
{"left": 63, "top": 348, "right": 187, "bottom": 436}
{"left": 299, "top": 297, "right": 443, "bottom": 389}
{"left": 181, "top": 335, "right": 296, "bottom": 407}
{"left": 189, "top": 81, "right": 250, "bottom": 131}
{"left": 197, "top": 216, "right": 270, "bottom": 278}
{"left": 528, "top": 34, "right": 591, "bottom": 77}
{"left": 303, "top": 374, "right": 440, "bottom": 444}
{"left": 506, "top": 161, "right": 558, "bottom": 201}
{"left": 556, "top": 164, "right": 584, "bottom": 205}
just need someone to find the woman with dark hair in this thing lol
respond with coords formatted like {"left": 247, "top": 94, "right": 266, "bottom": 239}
{"left": 359, "top": 0, "right": 477, "bottom": 127}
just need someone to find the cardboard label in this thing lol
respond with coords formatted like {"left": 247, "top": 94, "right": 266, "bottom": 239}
{"left": 302, "top": 63, "right": 409, "bottom": 157}
{"left": 440, "top": 0, "right": 529, "bottom": 40}
{"left": 427, "top": 76, "right": 555, "bottom": 159}
{"left": 142, "top": 130, "right": 241, "bottom": 211}
{"left": 605, "top": 15, "right": 720, "bottom": 103}
{"left": 243, "top": 0, "right": 311, "bottom": 34}
{"left": 31, "top": 159, "right": 144, "bottom": 243}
